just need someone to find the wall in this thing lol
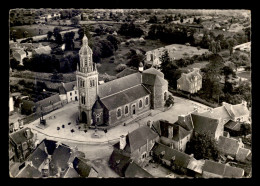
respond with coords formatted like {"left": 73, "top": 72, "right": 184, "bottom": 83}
{"left": 154, "top": 84, "right": 167, "bottom": 109}
{"left": 108, "top": 95, "right": 150, "bottom": 126}
{"left": 202, "top": 171, "right": 223, "bottom": 178}
{"left": 66, "top": 89, "right": 79, "bottom": 103}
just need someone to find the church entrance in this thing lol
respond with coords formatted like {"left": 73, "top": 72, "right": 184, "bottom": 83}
{"left": 81, "top": 111, "right": 87, "bottom": 123}
{"left": 132, "top": 104, "right": 136, "bottom": 115}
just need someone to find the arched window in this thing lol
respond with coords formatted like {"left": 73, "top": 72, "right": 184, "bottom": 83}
{"left": 145, "top": 97, "right": 149, "bottom": 105}
{"left": 117, "top": 108, "right": 121, "bottom": 118}
{"left": 164, "top": 92, "right": 167, "bottom": 101}
{"left": 139, "top": 100, "right": 143, "bottom": 108}
{"left": 82, "top": 80, "right": 85, "bottom": 87}
{"left": 125, "top": 105, "right": 129, "bottom": 114}
{"left": 81, "top": 96, "right": 85, "bottom": 104}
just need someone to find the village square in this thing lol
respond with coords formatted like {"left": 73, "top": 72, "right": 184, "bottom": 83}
{"left": 9, "top": 9, "right": 251, "bottom": 178}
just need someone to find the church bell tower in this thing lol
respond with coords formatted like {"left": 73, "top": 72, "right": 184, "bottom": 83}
{"left": 76, "top": 35, "right": 98, "bottom": 128}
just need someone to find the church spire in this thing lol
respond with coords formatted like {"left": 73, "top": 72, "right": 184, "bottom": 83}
{"left": 82, "top": 34, "right": 88, "bottom": 46}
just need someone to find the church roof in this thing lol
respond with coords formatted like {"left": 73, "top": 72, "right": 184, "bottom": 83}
{"left": 93, "top": 99, "right": 103, "bottom": 110}
{"left": 98, "top": 73, "right": 142, "bottom": 99}
{"left": 143, "top": 67, "right": 164, "bottom": 78}
{"left": 100, "top": 84, "right": 150, "bottom": 110}
{"left": 142, "top": 73, "right": 167, "bottom": 86}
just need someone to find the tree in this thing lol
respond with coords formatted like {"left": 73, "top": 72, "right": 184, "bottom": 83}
{"left": 47, "top": 31, "right": 53, "bottom": 40}
{"left": 127, "top": 53, "right": 145, "bottom": 68}
{"left": 53, "top": 27, "right": 62, "bottom": 38}
{"left": 186, "top": 132, "right": 220, "bottom": 161}
{"left": 148, "top": 15, "right": 158, "bottom": 23}
{"left": 63, "top": 31, "right": 75, "bottom": 50}
{"left": 180, "top": 17, "right": 184, "bottom": 23}
{"left": 107, "top": 35, "right": 119, "bottom": 51}
{"left": 165, "top": 94, "right": 174, "bottom": 107}
{"left": 10, "top": 58, "right": 20, "bottom": 69}
{"left": 55, "top": 33, "right": 63, "bottom": 45}
{"left": 226, "top": 38, "right": 237, "bottom": 56}
{"left": 70, "top": 17, "right": 79, "bottom": 26}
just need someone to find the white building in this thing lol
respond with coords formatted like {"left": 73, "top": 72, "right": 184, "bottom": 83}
{"left": 58, "top": 81, "right": 78, "bottom": 103}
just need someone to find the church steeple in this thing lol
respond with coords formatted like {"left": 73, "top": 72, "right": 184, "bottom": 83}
{"left": 78, "top": 34, "right": 95, "bottom": 73}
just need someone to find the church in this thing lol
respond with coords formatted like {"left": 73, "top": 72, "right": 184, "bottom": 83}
{"left": 76, "top": 35, "right": 169, "bottom": 129}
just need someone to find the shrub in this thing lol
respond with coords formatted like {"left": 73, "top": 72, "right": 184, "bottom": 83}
{"left": 96, "top": 63, "right": 102, "bottom": 68}
{"left": 125, "top": 42, "right": 130, "bottom": 46}
{"left": 221, "top": 51, "right": 230, "bottom": 58}
{"left": 116, "top": 64, "right": 127, "bottom": 72}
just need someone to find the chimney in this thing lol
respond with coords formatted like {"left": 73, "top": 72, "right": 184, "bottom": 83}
{"left": 222, "top": 102, "right": 227, "bottom": 106}
{"left": 147, "top": 120, "right": 152, "bottom": 128}
{"left": 25, "top": 128, "right": 31, "bottom": 139}
{"left": 139, "top": 62, "right": 144, "bottom": 72}
{"left": 189, "top": 154, "right": 194, "bottom": 158}
{"left": 178, "top": 115, "right": 186, "bottom": 123}
{"left": 119, "top": 135, "right": 126, "bottom": 150}
{"left": 168, "top": 126, "right": 173, "bottom": 139}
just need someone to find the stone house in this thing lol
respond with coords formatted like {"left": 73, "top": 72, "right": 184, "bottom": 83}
{"left": 12, "top": 49, "right": 27, "bottom": 65}
{"left": 153, "top": 119, "right": 192, "bottom": 152}
{"left": 9, "top": 128, "right": 35, "bottom": 162}
{"left": 59, "top": 81, "right": 78, "bottom": 103}
{"left": 32, "top": 44, "right": 51, "bottom": 55}
{"left": 16, "top": 139, "right": 95, "bottom": 178}
{"left": 35, "top": 94, "right": 63, "bottom": 115}
{"left": 222, "top": 101, "right": 250, "bottom": 123}
{"left": 177, "top": 68, "right": 202, "bottom": 94}
{"left": 202, "top": 160, "right": 244, "bottom": 178}
{"left": 111, "top": 125, "right": 160, "bottom": 167}
{"left": 76, "top": 35, "right": 168, "bottom": 128}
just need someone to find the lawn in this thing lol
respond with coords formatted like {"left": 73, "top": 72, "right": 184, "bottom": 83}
{"left": 10, "top": 24, "right": 75, "bottom": 39}
{"left": 181, "top": 61, "right": 209, "bottom": 71}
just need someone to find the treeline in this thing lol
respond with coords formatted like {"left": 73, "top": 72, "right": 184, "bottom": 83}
{"left": 147, "top": 24, "right": 196, "bottom": 45}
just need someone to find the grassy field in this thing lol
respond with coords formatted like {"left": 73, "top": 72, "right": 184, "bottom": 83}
{"left": 181, "top": 61, "right": 209, "bottom": 71}
{"left": 10, "top": 24, "right": 74, "bottom": 39}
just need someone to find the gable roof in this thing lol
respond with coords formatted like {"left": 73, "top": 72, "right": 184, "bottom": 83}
{"left": 100, "top": 84, "right": 150, "bottom": 110}
{"left": 223, "top": 102, "right": 250, "bottom": 118}
{"left": 143, "top": 67, "right": 164, "bottom": 78}
{"left": 116, "top": 68, "right": 137, "bottom": 78}
{"left": 178, "top": 69, "right": 202, "bottom": 83}
{"left": 108, "top": 150, "right": 131, "bottom": 177}
{"left": 9, "top": 128, "right": 34, "bottom": 145}
{"left": 63, "top": 166, "right": 80, "bottom": 178}
{"left": 16, "top": 164, "right": 41, "bottom": 178}
{"left": 203, "top": 160, "right": 226, "bottom": 176}
{"left": 152, "top": 142, "right": 191, "bottom": 168}
{"left": 217, "top": 136, "right": 240, "bottom": 156}
{"left": 223, "top": 164, "right": 244, "bottom": 178}
{"left": 172, "top": 123, "right": 191, "bottom": 141}
{"left": 224, "top": 120, "right": 241, "bottom": 131}
{"left": 36, "top": 94, "right": 61, "bottom": 108}
{"left": 127, "top": 126, "right": 159, "bottom": 153}
{"left": 49, "top": 144, "right": 72, "bottom": 173}
{"left": 191, "top": 113, "right": 221, "bottom": 136}
{"left": 236, "top": 147, "right": 251, "bottom": 163}
{"left": 98, "top": 73, "right": 141, "bottom": 98}
{"left": 27, "top": 145, "right": 48, "bottom": 169}
{"left": 197, "top": 106, "right": 232, "bottom": 123}
{"left": 176, "top": 114, "right": 194, "bottom": 131}
{"left": 142, "top": 73, "right": 167, "bottom": 86}
{"left": 125, "top": 161, "right": 153, "bottom": 178}
{"left": 72, "top": 157, "right": 96, "bottom": 177}
{"left": 63, "top": 81, "right": 77, "bottom": 92}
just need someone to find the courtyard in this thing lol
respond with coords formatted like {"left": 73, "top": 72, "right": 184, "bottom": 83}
{"left": 27, "top": 94, "right": 210, "bottom": 145}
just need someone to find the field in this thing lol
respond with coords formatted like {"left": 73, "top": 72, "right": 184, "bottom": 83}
{"left": 10, "top": 24, "right": 75, "bottom": 39}
{"left": 181, "top": 61, "right": 209, "bottom": 71}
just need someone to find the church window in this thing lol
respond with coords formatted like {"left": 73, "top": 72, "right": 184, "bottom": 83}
{"left": 117, "top": 108, "right": 122, "bottom": 118}
{"left": 125, "top": 105, "right": 129, "bottom": 115}
{"left": 145, "top": 97, "right": 149, "bottom": 105}
{"left": 82, "top": 80, "right": 85, "bottom": 87}
{"left": 81, "top": 96, "right": 85, "bottom": 105}
{"left": 139, "top": 99, "right": 143, "bottom": 108}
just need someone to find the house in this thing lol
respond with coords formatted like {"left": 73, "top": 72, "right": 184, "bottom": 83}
{"left": 191, "top": 112, "right": 223, "bottom": 141}
{"left": 9, "top": 128, "right": 35, "bottom": 162}
{"left": 76, "top": 35, "right": 168, "bottom": 128}
{"left": 151, "top": 142, "right": 199, "bottom": 175}
{"left": 236, "top": 147, "right": 251, "bottom": 163}
{"left": 32, "top": 43, "right": 51, "bottom": 55}
{"left": 202, "top": 160, "right": 244, "bottom": 178}
{"left": 154, "top": 120, "right": 192, "bottom": 152}
{"left": 222, "top": 101, "right": 250, "bottom": 123}
{"left": 217, "top": 136, "right": 244, "bottom": 157}
{"left": 124, "top": 161, "right": 153, "bottom": 178}
{"left": 16, "top": 139, "right": 92, "bottom": 178}
{"left": 177, "top": 68, "right": 202, "bottom": 94}
{"left": 112, "top": 125, "right": 160, "bottom": 166}
{"left": 12, "top": 49, "right": 26, "bottom": 65}
{"left": 224, "top": 120, "right": 242, "bottom": 136}
{"left": 59, "top": 81, "right": 78, "bottom": 103}
{"left": 35, "top": 93, "right": 62, "bottom": 114}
